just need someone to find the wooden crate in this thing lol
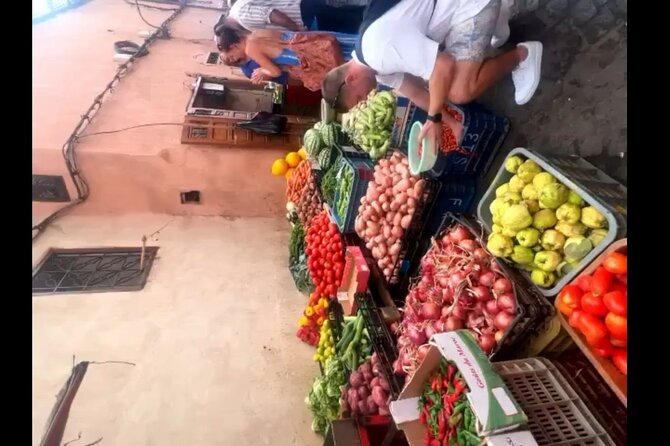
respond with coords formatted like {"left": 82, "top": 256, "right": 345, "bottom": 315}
{"left": 180, "top": 115, "right": 317, "bottom": 148}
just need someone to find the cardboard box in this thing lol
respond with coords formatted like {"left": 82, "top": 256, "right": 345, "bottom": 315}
{"left": 390, "top": 331, "right": 533, "bottom": 445}
{"left": 337, "top": 246, "right": 370, "bottom": 315}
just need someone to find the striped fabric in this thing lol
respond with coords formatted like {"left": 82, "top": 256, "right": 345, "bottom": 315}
{"left": 229, "top": 0, "right": 304, "bottom": 31}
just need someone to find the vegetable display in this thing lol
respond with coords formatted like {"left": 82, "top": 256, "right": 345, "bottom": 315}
{"left": 306, "top": 356, "right": 347, "bottom": 434}
{"left": 335, "top": 162, "right": 355, "bottom": 223}
{"left": 297, "top": 177, "right": 323, "bottom": 227}
{"left": 289, "top": 222, "right": 314, "bottom": 294}
{"left": 418, "top": 359, "right": 481, "bottom": 446}
{"left": 487, "top": 155, "right": 609, "bottom": 287}
{"left": 393, "top": 224, "right": 518, "bottom": 378}
{"left": 340, "top": 353, "right": 391, "bottom": 417}
{"left": 297, "top": 293, "right": 329, "bottom": 346}
{"left": 315, "top": 318, "right": 336, "bottom": 365}
{"left": 319, "top": 154, "right": 342, "bottom": 206}
{"left": 557, "top": 251, "right": 627, "bottom": 375}
{"left": 305, "top": 211, "right": 345, "bottom": 298}
{"left": 355, "top": 152, "right": 424, "bottom": 282}
{"left": 286, "top": 160, "right": 312, "bottom": 204}
{"left": 337, "top": 313, "right": 372, "bottom": 371}
{"left": 342, "top": 90, "right": 396, "bottom": 159}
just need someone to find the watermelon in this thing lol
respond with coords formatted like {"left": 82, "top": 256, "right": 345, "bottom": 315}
{"left": 320, "top": 123, "right": 339, "bottom": 148}
{"left": 304, "top": 129, "right": 323, "bottom": 156}
{"left": 317, "top": 146, "right": 333, "bottom": 170}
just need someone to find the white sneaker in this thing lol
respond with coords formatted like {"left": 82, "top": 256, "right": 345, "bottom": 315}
{"left": 491, "top": 0, "right": 511, "bottom": 48}
{"left": 512, "top": 41, "right": 543, "bottom": 105}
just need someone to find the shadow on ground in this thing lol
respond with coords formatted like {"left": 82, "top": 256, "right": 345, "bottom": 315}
{"left": 480, "top": 0, "right": 627, "bottom": 186}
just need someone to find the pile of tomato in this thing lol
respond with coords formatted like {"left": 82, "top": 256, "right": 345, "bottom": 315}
{"left": 557, "top": 251, "right": 627, "bottom": 375}
{"left": 305, "top": 211, "right": 345, "bottom": 298}
{"left": 297, "top": 292, "right": 329, "bottom": 346}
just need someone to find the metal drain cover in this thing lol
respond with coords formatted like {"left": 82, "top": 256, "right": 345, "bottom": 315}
{"left": 32, "top": 247, "right": 158, "bottom": 294}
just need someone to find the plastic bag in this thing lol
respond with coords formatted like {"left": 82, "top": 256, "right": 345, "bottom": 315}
{"left": 289, "top": 253, "right": 314, "bottom": 295}
{"left": 236, "top": 111, "right": 287, "bottom": 135}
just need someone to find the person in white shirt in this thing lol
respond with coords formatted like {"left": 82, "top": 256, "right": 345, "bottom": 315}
{"left": 321, "top": 0, "right": 542, "bottom": 151}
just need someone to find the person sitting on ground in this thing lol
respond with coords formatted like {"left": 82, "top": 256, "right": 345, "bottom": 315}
{"left": 224, "top": 0, "right": 365, "bottom": 34}
{"left": 321, "top": 0, "right": 541, "bottom": 150}
{"left": 216, "top": 25, "right": 357, "bottom": 91}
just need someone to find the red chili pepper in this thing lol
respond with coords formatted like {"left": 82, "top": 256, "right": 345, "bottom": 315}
{"left": 447, "top": 364, "right": 455, "bottom": 383}
{"left": 453, "top": 379, "right": 465, "bottom": 398}
{"left": 420, "top": 408, "right": 427, "bottom": 424}
{"left": 431, "top": 439, "right": 441, "bottom": 446}
{"left": 424, "top": 430, "right": 432, "bottom": 446}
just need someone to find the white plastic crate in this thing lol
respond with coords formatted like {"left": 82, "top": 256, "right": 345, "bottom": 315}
{"left": 493, "top": 358, "right": 615, "bottom": 446}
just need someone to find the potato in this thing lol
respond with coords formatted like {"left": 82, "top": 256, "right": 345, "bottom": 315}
{"left": 414, "top": 179, "right": 425, "bottom": 196}
{"left": 394, "top": 179, "right": 409, "bottom": 193}
{"left": 374, "top": 234, "right": 384, "bottom": 244}
{"left": 393, "top": 213, "right": 402, "bottom": 227}
{"left": 377, "top": 259, "right": 386, "bottom": 270}
{"left": 378, "top": 193, "right": 387, "bottom": 203}
{"left": 385, "top": 212, "right": 395, "bottom": 223}
{"left": 378, "top": 243, "right": 387, "bottom": 256}
{"left": 401, "top": 214, "right": 412, "bottom": 229}
{"left": 381, "top": 202, "right": 390, "bottom": 212}
{"left": 391, "top": 226, "right": 403, "bottom": 238}
{"left": 383, "top": 225, "right": 392, "bottom": 239}
{"left": 400, "top": 204, "right": 408, "bottom": 213}
{"left": 397, "top": 192, "right": 407, "bottom": 204}
{"left": 407, "top": 197, "right": 416, "bottom": 208}
{"left": 371, "top": 201, "right": 381, "bottom": 214}
{"left": 389, "top": 242, "right": 401, "bottom": 256}
{"left": 367, "top": 221, "right": 379, "bottom": 234}
{"left": 383, "top": 267, "right": 392, "bottom": 278}
{"left": 390, "top": 201, "right": 400, "bottom": 212}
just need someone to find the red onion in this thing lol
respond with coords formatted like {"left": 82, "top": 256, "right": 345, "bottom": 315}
{"left": 393, "top": 359, "right": 404, "bottom": 374}
{"left": 441, "top": 305, "right": 451, "bottom": 319}
{"left": 478, "top": 270, "right": 495, "bottom": 287}
{"left": 452, "top": 304, "right": 467, "bottom": 320}
{"left": 497, "top": 293, "right": 516, "bottom": 312}
{"left": 390, "top": 322, "right": 399, "bottom": 334}
{"left": 408, "top": 327, "right": 427, "bottom": 346}
{"left": 458, "top": 239, "right": 477, "bottom": 252}
{"left": 471, "top": 285, "right": 492, "bottom": 302}
{"left": 478, "top": 334, "right": 496, "bottom": 353}
{"left": 468, "top": 313, "right": 485, "bottom": 327}
{"left": 493, "top": 278, "right": 513, "bottom": 294}
{"left": 450, "top": 271, "right": 466, "bottom": 288}
{"left": 449, "top": 226, "right": 470, "bottom": 242}
{"left": 485, "top": 299, "right": 500, "bottom": 315}
{"left": 424, "top": 324, "right": 436, "bottom": 340}
{"left": 437, "top": 275, "right": 449, "bottom": 288}
{"left": 445, "top": 316, "right": 464, "bottom": 331}
{"left": 494, "top": 311, "right": 515, "bottom": 331}
{"left": 432, "top": 320, "right": 446, "bottom": 332}
{"left": 421, "top": 302, "right": 441, "bottom": 320}
{"left": 473, "top": 248, "right": 489, "bottom": 262}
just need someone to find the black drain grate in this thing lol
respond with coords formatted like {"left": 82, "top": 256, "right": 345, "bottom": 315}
{"left": 32, "top": 175, "right": 71, "bottom": 202}
{"left": 32, "top": 247, "right": 158, "bottom": 294}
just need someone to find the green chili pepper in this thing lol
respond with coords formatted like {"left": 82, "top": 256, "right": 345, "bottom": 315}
{"left": 462, "top": 430, "right": 481, "bottom": 446}
{"left": 448, "top": 412, "right": 463, "bottom": 427}
{"left": 463, "top": 407, "right": 471, "bottom": 431}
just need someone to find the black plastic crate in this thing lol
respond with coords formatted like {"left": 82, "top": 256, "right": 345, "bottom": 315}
{"left": 551, "top": 352, "right": 627, "bottom": 446}
{"left": 421, "top": 175, "right": 478, "bottom": 239}
{"left": 354, "top": 292, "right": 404, "bottom": 399}
{"left": 401, "top": 102, "right": 510, "bottom": 178}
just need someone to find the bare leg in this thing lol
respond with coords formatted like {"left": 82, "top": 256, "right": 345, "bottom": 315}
{"left": 448, "top": 46, "right": 528, "bottom": 104}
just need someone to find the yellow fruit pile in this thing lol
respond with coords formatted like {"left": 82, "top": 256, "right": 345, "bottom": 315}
{"left": 314, "top": 318, "right": 336, "bottom": 364}
{"left": 272, "top": 148, "right": 309, "bottom": 178}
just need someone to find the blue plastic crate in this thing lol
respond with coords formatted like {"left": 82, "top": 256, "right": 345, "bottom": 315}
{"left": 421, "top": 175, "right": 477, "bottom": 238}
{"left": 401, "top": 102, "right": 510, "bottom": 178}
{"left": 332, "top": 156, "right": 375, "bottom": 234}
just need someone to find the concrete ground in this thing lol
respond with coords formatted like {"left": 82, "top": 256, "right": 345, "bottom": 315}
{"left": 482, "top": 0, "right": 627, "bottom": 185}
{"left": 32, "top": 215, "right": 322, "bottom": 446}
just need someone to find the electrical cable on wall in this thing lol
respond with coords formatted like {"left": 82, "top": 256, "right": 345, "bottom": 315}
{"left": 32, "top": 4, "right": 186, "bottom": 241}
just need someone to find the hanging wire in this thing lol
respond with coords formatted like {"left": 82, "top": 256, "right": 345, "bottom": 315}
{"left": 32, "top": 5, "right": 186, "bottom": 241}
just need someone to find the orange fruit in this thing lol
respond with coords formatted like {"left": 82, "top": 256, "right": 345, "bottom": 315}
{"left": 285, "top": 152, "right": 302, "bottom": 168}
{"left": 272, "top": 159, "right": 289, "bottom": 176}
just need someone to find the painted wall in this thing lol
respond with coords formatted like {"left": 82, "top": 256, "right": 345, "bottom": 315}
{"left": 33, "top": 1, "right": 288, "bottom": 222}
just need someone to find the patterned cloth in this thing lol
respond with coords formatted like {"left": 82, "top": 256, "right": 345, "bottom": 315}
{"left": 443, "top": 0, "right": 500, "bottom": 62}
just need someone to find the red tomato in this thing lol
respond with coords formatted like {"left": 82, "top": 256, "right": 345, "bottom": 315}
{"left": 557, "top": 299, "right": 574, "bottom": 317}
{"left": 610, "top": 281, "right": 627, "bottom": 295}
{"left": 603, "top": 252, "right": 627, "bottom": 275}
{"left": 589, "top": 337, "right": 614, "bottom": 357}
{"left": 616, "top": 274, "right": 627, "bottom": 285}
{"left": 575, "top": 275, "right": 593, "bottom": 292}
{"left": 603, "top": 290, "right": 626, "bottom": 316}
{"left": 612, "top": 349, "right": 627, "bottom": 375}
{"left": 605, "top": 313, "right": 627, "bottom": 340}
{"left": 558, "top": 285, "right": 583, "bottom": 311}
{"left": 581, "top": 292, "right": 609, "bottom": 317}
{"left": 569, "top": 309, "right": 583, "bottom": 328}
{"left": 610, "top": 337, "right": 627, "bottom": 348}
{"left": 591, "top": 267, "right": 614, "bottom": 294}
{"left": 578, "top": 313, "right": 609, "bottom": 340}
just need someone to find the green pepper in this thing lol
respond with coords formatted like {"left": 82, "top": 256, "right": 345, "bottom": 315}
{"left": 462, "top": 430, "right": 482, "bottom": 446}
